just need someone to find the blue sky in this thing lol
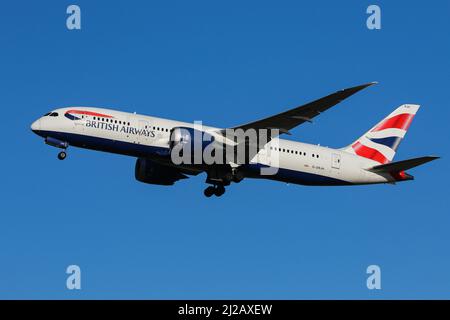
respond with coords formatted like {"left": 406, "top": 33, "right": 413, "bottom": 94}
{"left": 0, "top": 1, "right": 449, "bottom": 299}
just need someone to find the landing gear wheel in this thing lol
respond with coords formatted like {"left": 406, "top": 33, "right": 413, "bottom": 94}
{"left": 214, "top": 185, "right": 225, "bottom": 197}
{"left": 232, "top": 171, "right": 244, "bottom": 183}
{"left": 204, "top": 186, "right": 215, "bottom": 198}
{"left": 223, "top": 172, "right": 233, "bottom": 184}
{"left": 58, "top": 151, "right": 67, "bottom": 160}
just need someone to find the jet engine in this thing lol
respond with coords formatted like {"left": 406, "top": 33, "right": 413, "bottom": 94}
{"left": 135, "top": 158, "right": 187, "bottom": 185}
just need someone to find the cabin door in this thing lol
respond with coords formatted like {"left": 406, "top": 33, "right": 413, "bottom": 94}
{"left": 331, "top": 153, "right": 341, "bottom": 169}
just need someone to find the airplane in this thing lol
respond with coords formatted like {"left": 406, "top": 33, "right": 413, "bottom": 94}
{"left": 30, "top": 82, "right": 438, "bottom": 197}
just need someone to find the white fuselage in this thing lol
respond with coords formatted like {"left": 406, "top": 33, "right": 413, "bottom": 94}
{"left": 31, "top": 107, "right": 393, "bottom": 186}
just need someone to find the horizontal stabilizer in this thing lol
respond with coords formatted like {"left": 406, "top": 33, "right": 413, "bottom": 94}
{"left": 367, "top": 156, "right": 440, "bottom": 173}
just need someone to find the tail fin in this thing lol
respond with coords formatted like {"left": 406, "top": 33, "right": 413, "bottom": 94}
{"left": 343, "top": 104, "right": 420, "bottom": 164}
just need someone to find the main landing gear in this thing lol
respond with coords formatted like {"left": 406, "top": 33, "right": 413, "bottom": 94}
{"left": 203, "top": 167, "right": 245, "bottom": 197}
{"left": 57, "top": 150, "right": 67, "bottom": 160}
{"left": 204, "top": 185, "right": 226, "bottom": 198}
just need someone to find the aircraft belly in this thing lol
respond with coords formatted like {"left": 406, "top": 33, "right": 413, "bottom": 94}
{"left": 243, "top": 162, "right": 352, "bottom": 186}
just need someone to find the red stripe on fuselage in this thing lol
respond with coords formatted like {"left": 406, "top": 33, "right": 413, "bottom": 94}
{"left": 66, "top": 110, "right": 113, "bottom": 118}
{"left": 352, "top": 141, "right": 389, "bottom": 164}
{"left": 372, "top": 113, "right": 414, "bottom": 132}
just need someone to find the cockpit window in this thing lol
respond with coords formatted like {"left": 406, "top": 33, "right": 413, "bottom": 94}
{"left": 43, "top": 112, "right": 51, "bottom": 116}
{"left": 49, "top": 112, "right": 59, "bottom": 117}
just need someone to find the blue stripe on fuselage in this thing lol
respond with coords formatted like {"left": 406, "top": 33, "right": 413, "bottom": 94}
{"left": 64, "top": 114, "right": 80, "bottom": 121}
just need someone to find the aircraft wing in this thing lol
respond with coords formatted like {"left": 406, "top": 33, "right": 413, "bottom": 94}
{"left": 227, "top": 82, "right": 376, "bottom": 137}
{"left": 218, "top": 82, "right": 376, "bottom": 164}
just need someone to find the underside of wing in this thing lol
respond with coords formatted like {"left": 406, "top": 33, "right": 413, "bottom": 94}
{"left": 229, "top": 82, "right": 376, "bottom": 136}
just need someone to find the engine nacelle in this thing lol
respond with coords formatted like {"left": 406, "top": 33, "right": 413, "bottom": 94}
{"left": 135, "top": 158, "right": 187, "bottom": 185}
{"left": 169, "top": 127, "right": 215, "bottom": 165}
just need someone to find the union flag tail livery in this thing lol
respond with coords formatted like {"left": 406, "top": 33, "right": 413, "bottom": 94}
{"left": 30, "top": 83, "right": 439, "bottom": 197}
{"left": 344, "top": 104, "right": 419, "bottom": 164}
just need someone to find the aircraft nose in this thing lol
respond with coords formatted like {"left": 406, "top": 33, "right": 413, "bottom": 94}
{"left": 31, "top": 119, "right": 41, "bottom": 132}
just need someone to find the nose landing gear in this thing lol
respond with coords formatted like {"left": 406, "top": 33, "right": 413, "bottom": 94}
{"left": 204, "top": 185, "right": 226, "bottom": 197}
{"left": 44, "top": 137, "right": 69, "bottom": 160}
{"left": 57, "top": 151, "right": 67, "bottom": 160}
